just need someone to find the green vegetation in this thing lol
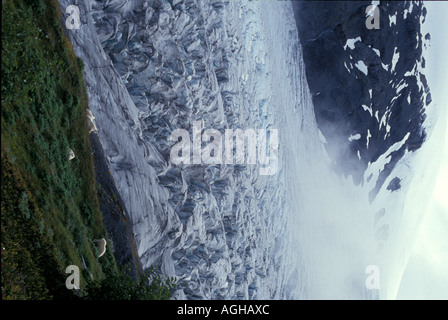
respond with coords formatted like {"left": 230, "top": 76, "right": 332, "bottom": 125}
{"left": 84, "top": 266, "right": 177, "bottom": 300}
{"left": 1, "top": 0, "right": 176, "bottom": 300}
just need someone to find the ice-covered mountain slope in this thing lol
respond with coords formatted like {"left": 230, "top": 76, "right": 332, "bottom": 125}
{"left": 57, "top": 0, "right": 441, "bottom": 299}
{"left": 59, "top": 0, "right": 296, "bottom": 299}
{"left": 292, "top": 1, "right": 432, "bottom": 202}
{"left": 58, "top": 0, "right": 183, "bottom": 276}
{"left": 290, "top": 0, "right": 442, "bottom": 299}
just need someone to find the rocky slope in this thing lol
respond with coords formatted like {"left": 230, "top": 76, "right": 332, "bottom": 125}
{"left": 292, "top": 1, "right": 432, "bottom": 201}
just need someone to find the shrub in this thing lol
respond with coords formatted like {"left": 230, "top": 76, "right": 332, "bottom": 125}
{"left": 83, "top": 266, "right": 177, "bottom": 300}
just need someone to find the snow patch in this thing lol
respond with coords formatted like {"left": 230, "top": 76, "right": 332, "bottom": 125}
{"left": 389, "top": 14, "right": 397, "bottom": 27}
{"left": 362, "top": 104, "right": 373, "bottom": 117}
{"left": 355, "top": 60, "right": 368, "bottom": 75}
{"left": 348, "top": 133, "right": 361, "bottom": 141}
{"left": 372, "top": 48, "right": 381, "bottom": 57}
{"left": 391, "top": 47, "right": 400, "bottom": 73}
{"left": 344, "top": 37, "right": 361, "bottom": 50}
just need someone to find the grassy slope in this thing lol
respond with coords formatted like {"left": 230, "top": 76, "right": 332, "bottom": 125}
{"left": 1, "top": 0, "right": 119, "bottom": 299}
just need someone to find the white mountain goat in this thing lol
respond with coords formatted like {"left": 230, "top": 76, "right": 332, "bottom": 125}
{"left": 86, "top": 109, "right": 98, "bottom": 134}
{"left": 93, "top": 238, "right": 107, "bottom": 258}
{"left": 68, "top": 148, "right": 75, "bottom": 160}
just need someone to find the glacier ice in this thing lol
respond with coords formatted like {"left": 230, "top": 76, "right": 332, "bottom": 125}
{"left": 57, "top": 0, "right": 441, "bottom": 300}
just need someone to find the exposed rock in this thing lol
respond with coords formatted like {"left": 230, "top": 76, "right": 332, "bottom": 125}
{"left": 387, "top": 177, "right": 401, "bottom": 192}
{"left": 292, "top": 1, "right": 431, "bottom": 200}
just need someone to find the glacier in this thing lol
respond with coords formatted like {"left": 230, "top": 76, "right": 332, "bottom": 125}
{"left": 57, "top": 0, "right": 442, "bottom": 299}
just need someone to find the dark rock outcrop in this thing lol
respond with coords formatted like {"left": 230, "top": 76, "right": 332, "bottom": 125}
{"left": 292, "top": 1, "right": 431, "bottom": 200}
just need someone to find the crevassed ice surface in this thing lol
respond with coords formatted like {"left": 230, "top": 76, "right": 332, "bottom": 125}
{"left": 59, "top": 0, "right": 439, "bottom": 299}
{"left": 88, "top": 0, "right": 299, "bottom": 299}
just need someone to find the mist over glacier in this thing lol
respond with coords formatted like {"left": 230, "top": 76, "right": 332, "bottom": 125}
{"left": 57, "top": 0, "right": 442, "bottom": 299}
